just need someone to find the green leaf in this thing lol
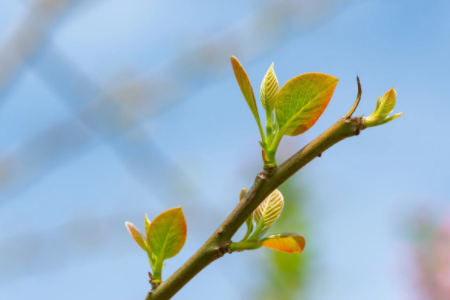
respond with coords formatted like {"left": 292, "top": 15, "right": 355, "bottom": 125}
{"left": 253, "top": 189, "right": 284, "bottom": 238}
{"left": 377, "top": 87, "right": 396, "bottom": 117}
{"left": 144, "top": 214, "right": 153, "bottom": 265}
{"left": 125, "top": 222, "right": 149, "bottom": 252}
{"left": 275, "top": 73, "right": 338, "bottom": 136}
{"left": 261, "top": 233, "right": 306, "bottom": 254}
{"left": 260, "top": 63, "right": 279, "bottom": 112}
{"left": 379, "top": 112, "right": 403, "bottom": 125}
{"left": 148, "top": 207, "right": 187, "bottom": 261}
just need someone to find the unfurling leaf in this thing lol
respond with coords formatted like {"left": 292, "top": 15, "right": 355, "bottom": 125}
{"left": 260, "top": 63, "right": 279, "bottom": 112}
{"left": 261, "top": 233, "right": 306, "bottom": 254}
{"left": 148, "top": 207, "right": 187, "bottom": 261}
{"left": 365, "top": 87, "right": 403, "bottom": 127}
{"left": 378, "top": 87, "right": 396, "bottom": 117}
{"left": 253, "top": 189, "right": 284, "bottom": 238}
{"left": 230, "top": 56, "right": 261, "bottom": 124}
{"left": 125, "top": 222, "right": 149, "bottom": 252}
{"left": 275, "top": 73, "right": 338, "bottom": 136}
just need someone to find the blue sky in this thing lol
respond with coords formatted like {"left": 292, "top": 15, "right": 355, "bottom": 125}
{"left": 0, "top": 0, "right": 449, "bottom": 299}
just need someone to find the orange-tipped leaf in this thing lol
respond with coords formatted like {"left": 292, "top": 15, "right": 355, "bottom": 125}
{"left": 261, "top": 233, "right": 306, "bottom": 254}
{"left": 275, "top": 73, "right": 338, "bottom": 136}
{"left": 125, "top": 222, "right": 149, "bottom": 252}
{"left": 230, "top": 56, "right": 260, "bottom": 123}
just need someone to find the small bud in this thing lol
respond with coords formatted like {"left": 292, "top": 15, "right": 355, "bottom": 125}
{"left": 239, "top": 188, "right": 248, "bottom": 202}
{"left": 365, "top": 87, "right": 403, "bottom": 127}
{"left": 238, "top": 187, "right": 254, "bottom": 242}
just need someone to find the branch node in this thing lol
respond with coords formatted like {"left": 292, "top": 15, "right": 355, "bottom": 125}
{"left": 215, "top": 244, "right": 229, "bottom": 257}
{"left": 257, "top": 172, "right": 267, "bottom": 180}
{"left": 318, "top": 153, "right": 322, "bottom": 157}
{"left": 350, "top": 116, "right": 366, "bottom": 133}
{"left": 150, "top": 280, "right": 162, "bottom": 291}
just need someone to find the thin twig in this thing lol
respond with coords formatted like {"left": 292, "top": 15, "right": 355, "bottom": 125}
{"left": 147, "top": 87, "right": 367, "bottom": 300}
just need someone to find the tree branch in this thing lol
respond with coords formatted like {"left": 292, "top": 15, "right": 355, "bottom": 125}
{"left": 146, "top": 82, "right": 365, "bottom": 300}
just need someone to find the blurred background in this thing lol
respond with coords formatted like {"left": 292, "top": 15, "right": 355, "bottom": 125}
{"left": 0, "top": 0, "right": 449, "bottom": 299}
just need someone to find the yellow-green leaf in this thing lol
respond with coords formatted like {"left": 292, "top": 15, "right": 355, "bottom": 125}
{"left": 365, "top": 87, "right": 403, "bottom": 127}
{"left": 379, "top": 112, "right": 403, "bottom": 125}
{"left": 148, "top": 207, "right": 187, "bottom": 261}
{"left": 260, "top": 63, "right": 279, "bottom": 111}
{"left": 275, "top": 73, "right": 338, "bottom": 136}
{"left": 261, "top": 233, "right": 305, "bottom": 254}
{"left": 377, "top": 87, "right": 396, "bottom": 117}
{"left": 125, "top": 222, "right": 149, "bottom": 252}
{"left": 254, "top": 189, "right": 284, "bottom": 237}
{"left": 230, "top": 56, "right": 260, "bottom": 123}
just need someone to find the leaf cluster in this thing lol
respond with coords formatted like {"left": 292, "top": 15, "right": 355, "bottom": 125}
{"left": 126, "top": 207, "right": 187, "bottom": 283}
{"left": 230, "top": 189, "right": 305, "bottom": 254}
{"left": 231, "top": 56, "right": 338, "bottom": 167}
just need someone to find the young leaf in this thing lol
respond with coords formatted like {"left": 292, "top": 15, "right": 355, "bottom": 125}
{"left": 365, "top": 87, "right": 403, "bottom": 127}
{"left": 261, "top": 233, "right": 306, "bottom": 254}
{"left": 377, "top": 87, "right": 396, "bottom": 117}
{"left": 253, "top": 189, "right": 284, "bottom": 238}
{"left": 148, "top": 207, "right": 187, "bottom": 261}
{"left": 260, "top": 63, "right": 279, "bottom": 112}
{"left": 125, "top": 222, "right": 149, "bottom": 252}
{"left": 230, "top": 56, "right": 265, "bottom": 142}
{"left": 275, "top": 73, "right": 338, "bottom": 136}
{"left": 230, "top": 56, "right": 259, "bottom": 120}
